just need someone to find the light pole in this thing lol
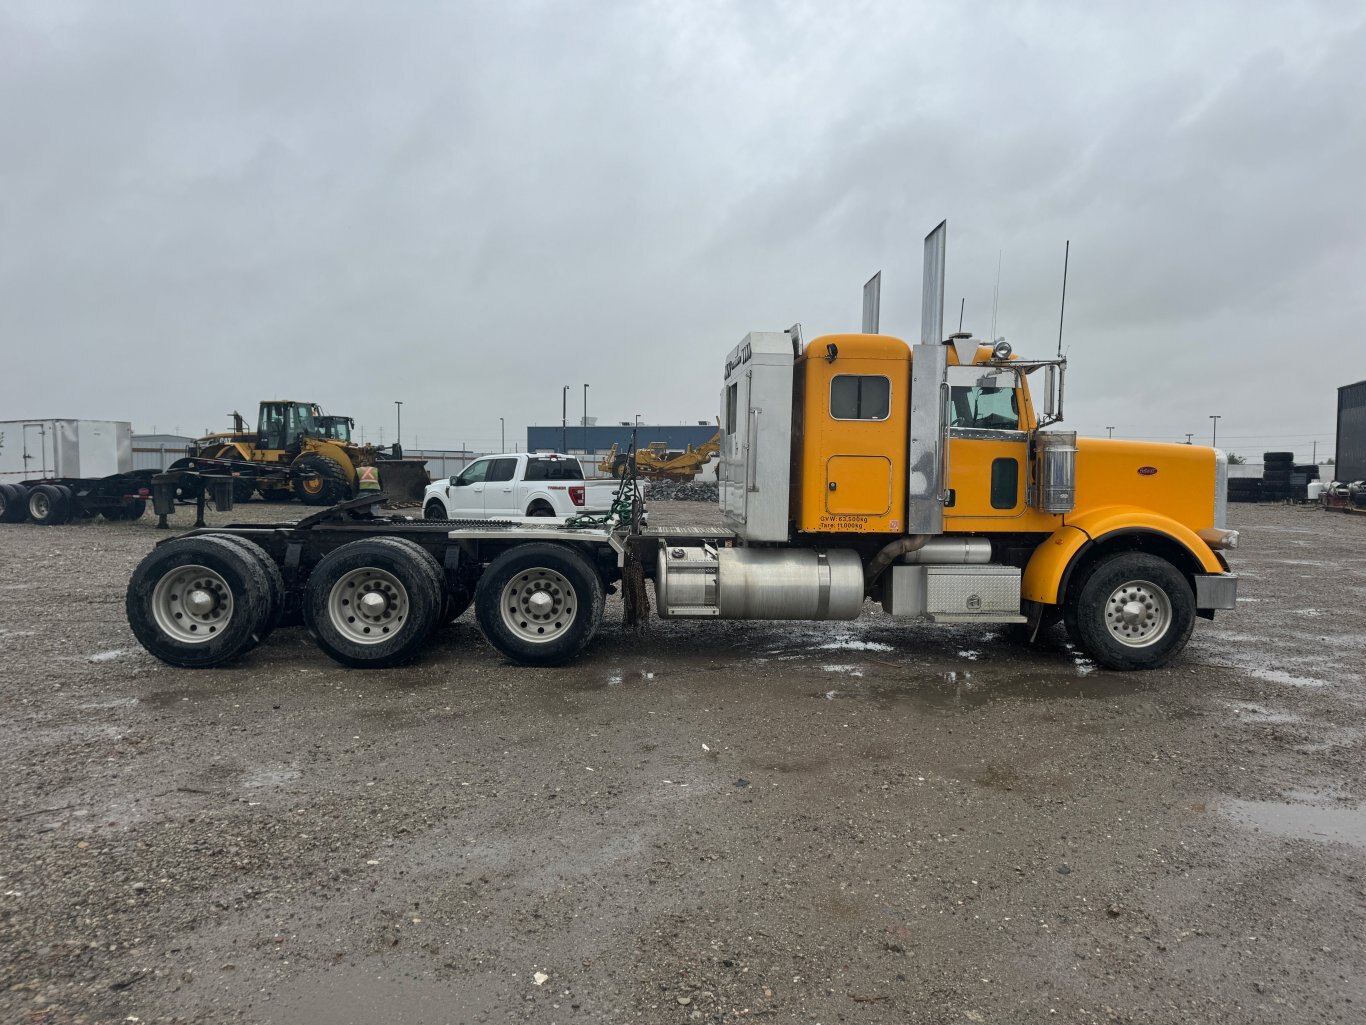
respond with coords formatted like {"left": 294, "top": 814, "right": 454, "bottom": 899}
{"left": 562, "top": 386, "right": 569, "bottom": 453}
{"left": 1209, "top": 414, "right": 1221, "bottom": 447}
{"left": 634, "top": 413, "right": 642, "bottom": 426}
{"left": 1184, "top": 433, "right": 1193, "bottom": 445}
{"left": 394, "top": 401, "right": 403, "bottom": 450}
{"left": 499, "top": 417, "right": 505, "bottom": 453}
{"left": 583, "top": 383, "right": 589, "bottom": 455}
{"left": 1106, "top": 426, "right": 1115, "bottom": 438}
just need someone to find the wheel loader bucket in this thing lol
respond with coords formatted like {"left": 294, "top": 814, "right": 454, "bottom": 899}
{"left": 375, "top": 458, "right": 432, "bottom": 504}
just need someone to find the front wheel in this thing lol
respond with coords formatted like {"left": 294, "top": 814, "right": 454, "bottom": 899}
{"left": 474, "top": 543, "right": 605, "bottom": 666}
{"left": 1065, "top": 552, "right": 1195, "bottom": 670}
{"left": 424, "top": 499, "right": 447, "bottom": 520}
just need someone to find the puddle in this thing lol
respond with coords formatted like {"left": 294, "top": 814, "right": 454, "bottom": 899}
{"left": 1246, "top": 667, "right": 1330, "bottom": 689}
{"left": 77, "top": 696, "right": 139, "bottom": 710}
{"left": 1226, "top": 701, "right": 1301, "bottom": 724}
{"left": 816, "top": 639, "right": 894, "bottom": 652}
{"left": 1222, "top": 798, "right": 1366, "bottom": 848}
{"left": 821, "top": 664, "right": 865, "bottom": 677}
{"left": 242, "top": 766, "right": 302, "bottom": 789}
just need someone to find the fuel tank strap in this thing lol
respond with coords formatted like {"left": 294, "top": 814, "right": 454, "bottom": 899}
{"left": 815, "top": 551, "right": 831, "bottom": 619}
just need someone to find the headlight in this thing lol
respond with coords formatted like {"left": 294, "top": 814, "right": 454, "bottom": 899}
{"left": 1198, "top": 527, "right": 1239, "bottom": 550}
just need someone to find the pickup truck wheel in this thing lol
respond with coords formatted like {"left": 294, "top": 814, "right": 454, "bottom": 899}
{"left": 1066, "top": 552, "right": 1194, "bottom": 671}
{"left": 126, "top": 535, "right": 272, "bottom": 667}
{"left": 475, "top": 543, "right": 605, "bottom": 666}
{"left": 527, "top": 501, "right": 555, "bottom": 517}
{"left": 425, "top": 500, "right": 447, "bottom": 520}
{"left": 304, "top": 538, "right": 442, "bottom": 668}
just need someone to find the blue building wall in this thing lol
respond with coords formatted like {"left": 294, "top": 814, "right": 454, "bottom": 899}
{"left": 526, "top": 424, "right": 717, "bottom": 455}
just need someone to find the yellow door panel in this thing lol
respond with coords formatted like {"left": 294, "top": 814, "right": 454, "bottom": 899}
{"left": 826, "top": 455, "right": 892, "bottom": 515}
{"left": 945, "top": 434, "right": 1027, "bottom": 520}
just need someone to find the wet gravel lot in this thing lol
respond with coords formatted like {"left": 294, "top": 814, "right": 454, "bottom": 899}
{"left": 1, "top": 500, "right": 1364, "bottom": 1024}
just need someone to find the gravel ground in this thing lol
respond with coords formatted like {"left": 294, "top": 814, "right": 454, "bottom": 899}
{"left": 1, "top": 500, "right": 1364, "bottom": 1024}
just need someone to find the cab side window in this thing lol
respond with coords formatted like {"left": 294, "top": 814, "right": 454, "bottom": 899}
{"left": 487, "top": 458, "right": 517, "bottom": 482}
{"left": 830, "top": 375, "right": 890, "bottom": 421}
{"left": 949, "top": 386, "right": 1020, "bottom": 431}
{"left": 457, "top": 460, "right": 490, "bottom": 485}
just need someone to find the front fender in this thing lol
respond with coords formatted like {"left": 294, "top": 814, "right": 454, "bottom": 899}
{"left": 1021, "top": 507, "right": 1223, "bottom": 605}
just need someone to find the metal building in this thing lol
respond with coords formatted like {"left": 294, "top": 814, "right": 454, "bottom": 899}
{"left": 525, "top": 423, "right": 716, "bottom": 457}
{"left": 1338, "top": 380, "right": 1366, "bottom": 482}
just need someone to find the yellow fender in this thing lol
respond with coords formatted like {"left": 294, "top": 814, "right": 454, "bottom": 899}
{"left": 1022, "top": 507, "right": 1222, "bottom": 606}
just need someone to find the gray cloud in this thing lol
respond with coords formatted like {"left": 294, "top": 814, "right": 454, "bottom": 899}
{"left": 2, "top": 1, "right": 1361, "bottom": 460}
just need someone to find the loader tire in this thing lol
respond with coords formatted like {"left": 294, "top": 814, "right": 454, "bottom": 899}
{"left": 292, "top": 455, "right": 350, "bottom": 506}
{"left": 125, "top": 535, "right": 272, "bottom": 668}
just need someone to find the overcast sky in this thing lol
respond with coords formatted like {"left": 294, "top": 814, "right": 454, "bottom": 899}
{"left": 2, "top": 1, "right": 1362, "bottom": 461}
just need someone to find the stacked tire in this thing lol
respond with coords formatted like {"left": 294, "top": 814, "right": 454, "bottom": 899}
{"left": 1227, "top": 478, "right": 1262, "bottom": 504}
{"left": 1262, "top": 451, "right": 1294, "bottom": 502}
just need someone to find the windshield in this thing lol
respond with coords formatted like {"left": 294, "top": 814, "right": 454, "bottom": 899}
{"left": 949, "top": 385, "right": 1020, "bottom": 431}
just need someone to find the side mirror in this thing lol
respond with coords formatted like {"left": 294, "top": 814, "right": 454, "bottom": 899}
{"left": 1040, "top": 363, "right": 1065, "bottom": 425}
{"left": 449, "top": 475, "right": 460, "bottom": 487}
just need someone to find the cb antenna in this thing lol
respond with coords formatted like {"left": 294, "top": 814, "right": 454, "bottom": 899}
{"left": 1056, "top": 239, "right": 1070, "bottom": 359}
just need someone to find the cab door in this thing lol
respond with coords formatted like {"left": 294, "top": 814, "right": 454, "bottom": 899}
{"left": 481, "top": 457, "right": 520, "bottom": 516}
{"left": 447, "top": 458, "right": 491, "bottom": 518}
{"left": 942, "top": 367, "right": 1029, "bottom": 523}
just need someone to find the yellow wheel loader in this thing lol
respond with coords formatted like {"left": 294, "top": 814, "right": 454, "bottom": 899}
{"left": 599, "top": 431, "right": 721, "bottom": 482}
{"left": 172, "top": 403, "right": 430, "bottom": 505}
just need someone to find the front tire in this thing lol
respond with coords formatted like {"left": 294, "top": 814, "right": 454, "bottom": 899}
{"left": 303, "top": 538, "right": 443, "bottom": 668}
{"left": 1065, "top": 552, "right": 1195, "bottom": 671}
{"left": 425, "top": 499, "right": 448, "bottom": 520}
{"left": 474, "top": 543, "right": 605, "bottom": 666}
{"left": 292, "top": 455, "right": 350, "bottom": 506}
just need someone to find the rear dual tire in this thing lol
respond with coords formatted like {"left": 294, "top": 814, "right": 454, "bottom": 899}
{"left": 126, "top": 535, "right": 273, "bottom": 667}
{"left": 0, "top": 484, "right": 28, "bottom": 523}
{"left": 28, "top": 484, "right": 71, "bottom": 525}
{"left": 474, "top": 543, "right": 605, "bottom": 667}
{"left": 304, "top": 538, "right": 443, "bottom": 668}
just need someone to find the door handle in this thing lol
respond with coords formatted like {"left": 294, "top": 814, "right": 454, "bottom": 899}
{"left": 828, "top": 481, "right": 837, "bottom": 491}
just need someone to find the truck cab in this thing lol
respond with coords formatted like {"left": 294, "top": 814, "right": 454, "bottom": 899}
{"left": 701, "top": 323, "right": 1238, "bottom": 669}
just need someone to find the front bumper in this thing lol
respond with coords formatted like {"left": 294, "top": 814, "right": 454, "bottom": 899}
{"left": 1195, "top": 572, "right": 1238, "bottom": 610}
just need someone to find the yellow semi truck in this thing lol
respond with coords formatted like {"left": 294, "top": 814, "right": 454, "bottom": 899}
{"left": 125, "top": 222, "right": 1236, "bottom": 672}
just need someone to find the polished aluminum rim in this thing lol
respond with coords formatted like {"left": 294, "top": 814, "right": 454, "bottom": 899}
{"left": 328, "top": 567, "right": 408, "bottom": 644}
{"left": 1104, "top": 579, "right": 1172, "bottom": 648}
{"left": 152, "top": 563, "right": 233, "bottom": 644}
{"left": 500, "top": 568, "right": 576, "bottom": 644}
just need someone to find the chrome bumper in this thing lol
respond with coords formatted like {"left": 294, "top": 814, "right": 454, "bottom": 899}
{"left": 1195, "top": 573, "right": 1238, "bottom": 610}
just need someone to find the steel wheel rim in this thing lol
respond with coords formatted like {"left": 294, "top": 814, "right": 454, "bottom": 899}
{"left": 301, "top": 476, "right": 323, "bottom": 495}
{"left": 30, "top": 492, "right": 50, "bottom": 518}
{"left": 500, "top": 569, "right": 577, "bottom": 644}
{"left": 1104, "top": 578, "right": 1172, "bottom": 648}
{"left": 327, "top": 567, "right": 409, "bottom": 644}
{"left": 151, "top": 563, "right": 234, "bottom": 644}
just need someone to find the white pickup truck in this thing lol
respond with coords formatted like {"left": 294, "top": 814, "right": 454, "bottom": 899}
{"left": 422, "top": 452, "right": 618, "bottom": 520}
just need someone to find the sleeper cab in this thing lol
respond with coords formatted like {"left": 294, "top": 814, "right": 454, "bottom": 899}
{"left": 794, "top": 334, "right": 911, "bottom": 534}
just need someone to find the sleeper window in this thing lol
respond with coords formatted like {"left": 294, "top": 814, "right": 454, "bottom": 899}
{"left": 830, "top": 375, "right": 890, "bottom": 421}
